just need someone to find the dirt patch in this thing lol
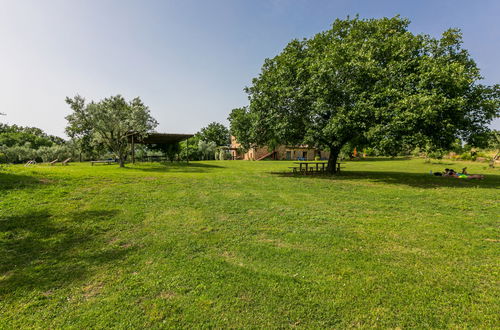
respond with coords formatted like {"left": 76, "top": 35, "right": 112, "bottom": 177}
{"left": 120, "top": 242, "right": 134, "bottom": 248}
{"left": 82, "top": 282, "right": 104, "bottom": 299}
{"left": 38, "top": 178, "right": 54, "bottom": 184}
{"left": 159, "top": 291, "right": 177, "bottom": 299}
{"left": 42, "top": 289, "right": 54, "bottom": 297}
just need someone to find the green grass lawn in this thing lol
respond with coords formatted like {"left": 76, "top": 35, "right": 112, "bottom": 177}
{"left": 1, "top": 159, "right": 499, "bottom": 328}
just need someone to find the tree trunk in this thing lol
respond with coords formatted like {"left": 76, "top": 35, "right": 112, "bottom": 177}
{"left": 119, "top": 157, "right": 125, "bottom": 167}
{"left": 326, "top": 148, "right": 340, "bottom": 174}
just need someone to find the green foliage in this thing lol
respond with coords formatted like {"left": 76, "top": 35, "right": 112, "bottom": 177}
{"left": 487, "top": 130, "right": 500, "bottom": 150}
{"left": 460, "top": 152, "right": 473, "bottom": 161}
{"left": 65, "top": 95, "right": 158, "bottom": 167}
{"left": 215, "top": 148, "right": 231, "bottom": 160}
{"left": 36, "top": 145, "right": 72, "bottom": 163}
{"left": 198, "top": 140, "right": 217, "bottom": 160}
{"left": 0, "top": 123, "right": 75, "bottom": 164}
{"left": 0, "top": 144, "right": 36, "bottom": 163}
{"left": 0, "top": 131, "right": 54, "bottom": 149}
{"left": 427, "top": 149, "right": 445, "bottom": 160}
{"left": 235, "top": 16, "right": 499, "bottom": 172}
{"left": 198, "top": 122, "right": 230, "bottom": 146}
{"left": 0, "top": 123, "right": 66, "bottom": 155}
{"left": 228, "top": 107, "right": 253, "bottom": 151}
{"left": 178, "top": 136, "right": 202, "bottom": 161}
{"left": 147, "top": 142, "right": 181, "bottom": 161}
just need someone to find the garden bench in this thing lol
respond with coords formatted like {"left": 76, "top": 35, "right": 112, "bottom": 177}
{"left": 62, "top": 158, "right": 71, "bottom": 166}
{"left": 24, "top": 160, "right": 36, "bottom": 166}
{"left": 49, "top": 159, "right": 58, "bottom": 166}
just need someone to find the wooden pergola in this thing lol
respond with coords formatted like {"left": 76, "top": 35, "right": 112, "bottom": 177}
{"left": 130, "top": 133, "right": 194, "bottom": 163}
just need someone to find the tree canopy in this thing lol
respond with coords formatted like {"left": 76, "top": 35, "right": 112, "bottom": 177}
{"left": 65, "top": 95, "right": 158, "bottom": 167}
{"left": 198, "top": 122, "right": 230, "bottom": 146}
{"left": 229, "top": 16, "right": 499, "bottom": 172}
{"left": 0, "top": 123, "right": 64, "bottom": 148}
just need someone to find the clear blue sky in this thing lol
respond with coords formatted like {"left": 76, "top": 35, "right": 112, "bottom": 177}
{"left": 0, "top": 0, "right": 498, "bottom": 137}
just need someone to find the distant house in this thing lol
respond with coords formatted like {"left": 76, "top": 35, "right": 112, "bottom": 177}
{"left": 229, "top": 136, "right": 330, "bottom": 161}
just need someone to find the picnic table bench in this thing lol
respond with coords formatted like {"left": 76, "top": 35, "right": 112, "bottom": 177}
{"left": 91, "top": 159, "right": 116, "bottom": 166}
{"left": 292, "top": 161, "right": 343, "bottom": 174}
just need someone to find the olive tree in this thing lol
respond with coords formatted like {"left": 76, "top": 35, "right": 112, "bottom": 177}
{"left": 65, "top": 95, "right": 158, "bottom": 167}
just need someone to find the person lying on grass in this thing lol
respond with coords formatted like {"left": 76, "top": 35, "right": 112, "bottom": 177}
{"left": 439, "top": 168, "right": 484, "bottom": 180}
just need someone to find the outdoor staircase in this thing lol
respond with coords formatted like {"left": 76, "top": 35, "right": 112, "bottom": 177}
{"left": 256, "top": 151, "right": 276, "bottom": 161}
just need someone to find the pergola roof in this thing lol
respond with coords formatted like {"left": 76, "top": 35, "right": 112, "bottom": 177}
{"left": 131, "top": 133, "right": 194, "bottom": 144}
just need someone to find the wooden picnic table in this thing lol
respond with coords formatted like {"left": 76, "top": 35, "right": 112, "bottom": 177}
{"left": 292, "top": 161, "right": 342, "bottom": 174}
{"left": 91, "top": 160, "right": 116, "bottom": 166}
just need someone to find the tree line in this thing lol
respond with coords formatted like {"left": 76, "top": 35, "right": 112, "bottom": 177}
{"left": 0, "top": 99, "right": 231, "bottom": 165}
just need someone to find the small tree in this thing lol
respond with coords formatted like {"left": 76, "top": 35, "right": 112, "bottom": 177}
{"left": 199, "top": 122, "right": 230, "bottom": 146}
{"left": 198, "top": 140, "right": 217, "bottom": 160}
{"left": 65, "top": 95, "right": 158, "bottom": 167}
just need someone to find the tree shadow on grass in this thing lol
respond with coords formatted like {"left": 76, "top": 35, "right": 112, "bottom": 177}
{"left": 0, "top": 171, "right": 43, "bottom": 192}
{"left": 124, "top": 162, "right": 225, "bottom": 173}
{"left": 353, "top": 157, "right": 412, "bottom": 162}
{"left": 271, "top": 170, "right": 500, "bottom": 189}
{"left": 0, "top": 209, "right": 134, "bottom": 296}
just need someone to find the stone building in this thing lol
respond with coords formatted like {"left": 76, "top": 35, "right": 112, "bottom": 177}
{"left": 229, "top": 136, "right": 330, "bottom": 161}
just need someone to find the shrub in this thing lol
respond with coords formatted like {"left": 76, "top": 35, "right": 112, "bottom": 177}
{"left": 0, "top": 145, "right": 36, "bottom": 163}
{"left": 37, "top": 145, "right": 72, "bottom": 163}
{"left": 427, "top": 150, "right": 444, "bottom": 160}
{"left": 364, "top": 147, "right": 378, "bottom": 156}
{"left": 460, "top": 152, "right": 472, "bottom": 161}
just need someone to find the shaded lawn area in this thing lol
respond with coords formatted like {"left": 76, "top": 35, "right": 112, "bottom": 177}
{"left": 0, "top": 159, "right": 499, "bottom": 328}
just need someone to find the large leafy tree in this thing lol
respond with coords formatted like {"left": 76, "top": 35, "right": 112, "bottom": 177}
{"left": 65, "top": 95, "right": 158, "bottom": 167}
{"left": 231, "top": 16, "right": 499, "bottom": 172}
{"left": 198, "top": 122, "right": 230, "bottom": 146}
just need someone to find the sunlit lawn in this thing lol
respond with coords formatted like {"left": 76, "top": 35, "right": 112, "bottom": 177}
{"left": 0, "top": 158, "right": 498, "bottom": 328}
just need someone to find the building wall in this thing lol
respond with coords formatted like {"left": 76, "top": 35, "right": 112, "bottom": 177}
{"left": 230, "top": 136, "right": 330, "bottom": 161}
